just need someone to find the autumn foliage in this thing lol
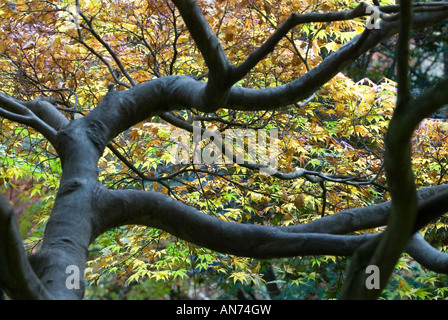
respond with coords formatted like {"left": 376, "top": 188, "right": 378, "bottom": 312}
{"left": 1, "top": 0, "right": 448, "bottom": 300}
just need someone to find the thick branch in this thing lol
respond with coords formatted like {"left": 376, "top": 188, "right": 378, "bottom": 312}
{"left": 0, "top": 192, "right": 52, "bottom": 299}
{"left": 172, "top": 0, "right": 231, "bottom": 80}
{"left": 84, "top": 8, "right": 448, "bottom": 140}
{"left": 94, "top": 188, "right": 374, "bottom": 258}
{"left": 407, "top": 233, "right": 448, "bottom": 274}
{"left": 341, "top": 5, "right": 448, "bottom": 300}
{"left": 0, "top": 93, "right": 60, "bottom": 146}
{"left": 232, "top": 2, "right": 373, "bottom": 82}
{"left": 340, "top": 1, "right": 418, "bottom": 300}
{"left": 288, "top": 184, "right": 448, "bottom": 235}
{"left": 172, "top": 0, "right": 233, "bottom": 110}
{"left": 395, "top": 1, "right": 413, "bottom": 109}
{"left": 402, "top": 76, "right": 448, "bottom": 129}
{"left": 92, "top": 184, "right": 448, "bottom": 264}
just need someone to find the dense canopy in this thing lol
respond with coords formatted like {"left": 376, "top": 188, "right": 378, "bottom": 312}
{"left": 1, "top": 0, "right": 448, "bottom": 300}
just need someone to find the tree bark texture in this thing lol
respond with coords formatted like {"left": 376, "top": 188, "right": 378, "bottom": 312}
{"left": 1, "top": 1, "right": 448, "bottom": 299}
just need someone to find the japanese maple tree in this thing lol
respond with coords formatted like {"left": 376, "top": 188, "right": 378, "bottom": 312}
{"left": 1, "top": 0, "right": 448, "bottom": 300}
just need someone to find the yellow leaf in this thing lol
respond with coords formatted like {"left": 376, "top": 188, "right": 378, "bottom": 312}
{"left": 294, "top": 194, "right": 305, "bottom": 208}
{"left": 51, "top": 37, "right": 62, "bottom": 49}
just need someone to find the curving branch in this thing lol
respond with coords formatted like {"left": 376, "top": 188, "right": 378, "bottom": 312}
{"left": 172, "top": 0, "right": 232, "bottom": 110}
{"left": 407, "top": 233, "right": 448, "bottom": 274}
{"left": 232, "top": 2, "right": 376, "bottom": 82}
{"left": 3, "top": 0, "right": 448, "bottom": 300}
{"left": 340, "top": 7, "right": 448, "bottom": 298}
{"left": 356, "top": 0, "right": 416, "bottom": 299}
{"left": 90, "top": 184, "right": 448, "bottom": 271}
{"left": 83, "top": 5, "right": 448, "bottom": 136}
{"left": 0, "top": 192, "right": 52, "bottom": 299}
{"left": 341, "top": 78, "right": 448, "bottom": 297}
{"left": 172, "top": 0, "right": 231, "bottom": 80}
{"left": 94, "top": 187, "right": 375, "bottom": 258}
{"left": 288, "top": 184, "right": 448, "bottom": 235}
{"left": 0, "top": 93, "right": 61, "bottom": 146}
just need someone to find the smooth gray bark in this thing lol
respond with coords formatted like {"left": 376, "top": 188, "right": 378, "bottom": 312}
{"left": 1, "top": 1, "right": 448, "bottom": 300}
